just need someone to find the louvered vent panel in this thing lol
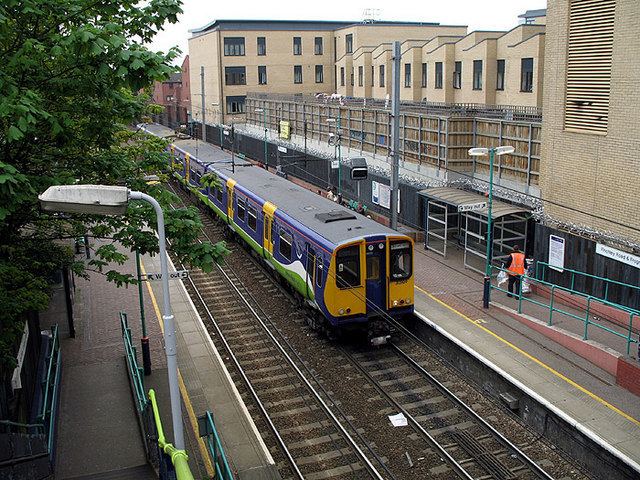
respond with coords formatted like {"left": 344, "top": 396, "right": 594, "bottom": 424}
{"left": 564, "top": 0, "right": 615, "bottom": 133}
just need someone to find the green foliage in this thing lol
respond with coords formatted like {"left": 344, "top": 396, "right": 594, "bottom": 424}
{"left": 0, "top": 0, "right": 228, "bottom": 369}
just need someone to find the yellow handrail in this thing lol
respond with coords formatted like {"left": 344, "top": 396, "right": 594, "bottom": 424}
{"left": 148, "top": 389, "right": 195, "bottom": 480}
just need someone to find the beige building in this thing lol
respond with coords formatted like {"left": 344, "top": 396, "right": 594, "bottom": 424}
{"left": 188, "top": 18, "right": 546, "bottom": 124}
{"left": 540, "top": 0, "right": 640, "bottom": 246}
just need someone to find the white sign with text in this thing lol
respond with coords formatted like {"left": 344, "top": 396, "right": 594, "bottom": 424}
{"left": 549, "top": 235, "right": 565, "bottom": 272}
{"left": 596, "top": 244, "right": 640, "bottom": 270}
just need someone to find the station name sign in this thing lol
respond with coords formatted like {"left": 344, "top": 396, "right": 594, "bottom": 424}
{"left": 144, "top": 270, "right": 190, "bottom": 281}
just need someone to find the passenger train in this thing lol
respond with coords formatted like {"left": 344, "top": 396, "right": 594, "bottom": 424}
{"left": 144, "top": 125, "right": 414, "bottom": 343}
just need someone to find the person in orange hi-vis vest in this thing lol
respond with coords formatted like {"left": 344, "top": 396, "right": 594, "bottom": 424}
{"left": 505, "top": 245, "right": 525, "bottom": 297}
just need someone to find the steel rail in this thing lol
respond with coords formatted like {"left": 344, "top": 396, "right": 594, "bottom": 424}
{"left": 391, "top": 342, "right": 555, "bottom": 480}
{"left": 167, "top": 184, "right": 385, "bottom": 480}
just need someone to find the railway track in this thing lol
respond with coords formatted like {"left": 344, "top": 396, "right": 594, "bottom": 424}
{"left": 167, "top": 180, "right": 588, "bottom": 480}
{"left": 168, "top": 183, "right": 387, "bottom": 479}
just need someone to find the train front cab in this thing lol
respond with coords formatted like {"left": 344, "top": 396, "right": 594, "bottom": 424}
{"left": 328, "top": 235, "right": 414, "bottom": 343}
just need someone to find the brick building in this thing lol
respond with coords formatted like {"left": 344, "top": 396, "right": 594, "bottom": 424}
{"left": 152, "top": 55, "right": 190, "bottom": 128}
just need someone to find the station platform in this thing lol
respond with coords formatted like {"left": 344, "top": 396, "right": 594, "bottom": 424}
{"left": 40, "top": 240, "right": 278, "bottom": 479}
{"left": 411, "top": 245, "right": 640, "bottom": 475}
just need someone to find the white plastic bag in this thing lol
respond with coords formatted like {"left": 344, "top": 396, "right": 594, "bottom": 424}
{"left": 521, "top": 276, "right": 531, "bottom": 294}
{"left": 497, "top": 264, "right": 508, "bottom": 287}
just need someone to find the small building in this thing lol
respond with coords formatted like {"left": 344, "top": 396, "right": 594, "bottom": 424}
{"left": 151, "top": 55, "right": 190, "bottom": 129}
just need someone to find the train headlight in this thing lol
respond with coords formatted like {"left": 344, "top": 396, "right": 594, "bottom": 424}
{"left": 339, "top": 308, "right": 345, "bottom": 315}
{"left": 393, "top": 300, "right": 399, "bottom": 306}
{"left": 406, "top": 298, "right": 412, "bottom": 304}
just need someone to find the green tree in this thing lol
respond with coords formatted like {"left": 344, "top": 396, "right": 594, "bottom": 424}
{"left": 0, "top": 0, "right": 227, "bottom": 368}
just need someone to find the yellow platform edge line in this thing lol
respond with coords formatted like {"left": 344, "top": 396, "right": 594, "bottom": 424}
{"left": 140, "top": 260, "right": 216, "bottom": 477}
{"left": 415, "top": 285, "right": 640, "bottom": 427}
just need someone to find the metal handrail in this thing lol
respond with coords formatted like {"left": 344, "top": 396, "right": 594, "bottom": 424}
{"left": 201, "top": 411, "right": 234, "bottom": 480}
{"left": 490, "top": 265, "right": 639, "bottom": 355}
{"left": 119, "top": 312, "right": 147, "bottom": 412}
{"left": 535, "top": 260, "right": 640, "bottom": 308}
{"left": 36, "top": 325, "right": 61, "bottom": 456}
{"left": 148, "top": 389, "right": 195, "bottom": 480}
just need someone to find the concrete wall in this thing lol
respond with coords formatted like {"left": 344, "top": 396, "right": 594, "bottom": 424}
{"left": 540, "top": 0, "right": 640, "bottom": 245}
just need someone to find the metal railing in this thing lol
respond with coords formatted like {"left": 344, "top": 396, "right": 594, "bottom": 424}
{"left": 120, "top": 312, "right": 147, "bottom": 412}
{"left": 200, "top": 411, "right": 234, "bottom": 480}
{"left": 490, "top": 266, "right": 639, "bottom": 355}
{"left": 148, "top": 389, "right": 195, "bottom": 480}
{"left": 36, "top": 325, "right": 62, "bottom": 457}
{"left": 535, "top": 261, "right": 640, "bottom": 308}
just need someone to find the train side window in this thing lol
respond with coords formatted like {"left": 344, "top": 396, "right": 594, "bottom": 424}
{"left": 279, "top": 230, "right": 292, "bottom": 261}
{"left": 237, "top": 196, "right": 246, "bottom": 221}
{"left": 390, "top": 240, "right": 412, "bottom": 280}
{"left": 189, "top": 168, "right": 195, "bottom": 180}
{"left": 316, "top": 259, "right": 323, "bottom": 287}
{"left": 216, "top": 187, "right": 223, "bottom": 203}
{"left": 247, "top": 206, "right": 257, "bottom": 231}
{"left": 195, "top": 171, "right": 202, "bottom": 184}
{"left": 336, "top": 245, "right": 360, "bottom": 288}
{"left": 306, "top": 246, "right": 315, "bottom": 274}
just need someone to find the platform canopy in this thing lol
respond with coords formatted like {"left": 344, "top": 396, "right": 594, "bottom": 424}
{"left": 418, "top": 187, "right": 529, "bottom": 219}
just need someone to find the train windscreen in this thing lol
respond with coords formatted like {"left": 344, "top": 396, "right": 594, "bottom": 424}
{"left": 390, "top": 240, "right": 412, "bottom": 281}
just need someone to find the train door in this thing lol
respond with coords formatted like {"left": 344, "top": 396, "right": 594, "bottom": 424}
{"left": 305, "top": 246, "right": 316, "bottom": 299}
{"left": 262, "top": 202, "right": 277, "bottom": 258}
{"left": 365, "top": 241, "right": 386, "bottom": 315}
{"left": 226, "top": 179, "right": 236, "bottom": 224}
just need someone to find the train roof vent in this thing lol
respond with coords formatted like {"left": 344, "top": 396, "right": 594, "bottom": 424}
{"left": 315, "top": 211, "right": 357, "bottom": 223}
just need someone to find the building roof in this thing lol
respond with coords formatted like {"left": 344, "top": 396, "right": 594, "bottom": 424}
{"left": 518, "top": 9, "right": 547, "bottom": 19}
{"left": 189, "top": 18, "right": 443, "bottom": 35}
{"left": 418, "top": 187, "right": 530, "bottom": 219}
{"left": 166, "top": 72, "right": 182, "bottom": 84}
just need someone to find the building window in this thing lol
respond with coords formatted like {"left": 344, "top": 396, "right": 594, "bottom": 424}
{"left": 314, "top": 37, "right": 323, "bottom": 55}
{"left": 453, "top": 61, "right": 462, "bottom": 89}
{"left": 224, "top": 66, "right": 246, "bottom": 86}
{"left": 294, "top": 65, "right": 302, "bottom": 84}
{"left": 340, "top": 67, "right": 345, "bottom": 86}
{"left": 379, "top": 65, "right": 385, "bottom": 87}
{"left": 358, "top": 66, "right": 363, "bottom": 87}
{"left": 257, "top": 37, "right": 266, "bottom": 56}
{"left": 421, "top": 63, "right": 427, "bottom": 88}
{"left": 473, "top": 60, "right": 482, "bottom": 90}
{"left": 496, "top": 59, "right": 505, "bottom": 91}
{"left": 345, "top": 34, "right": 353, "bottom": 54}
{"left": 226, "top": 95, "right": 245, "bottom": 114}
{"left": 371, "top": 65, "right": 374, "bottom": 86}
{"left": 564, "top": 0, "right": 614, "bottom": 133}
{"left": 350, "top": 67, "right": 354, "bottom": 86}
{"left": 223, "top": 37, "right": 245, "bottom": 56}
{"left": 293, "top": 37, "right": 302, "bottom": 55}
{"left": 315, "top": 65, "right": 324, "bottom": 83}
{"left": 435, "top": 62, "right": 443, "bottom": 89}
{"left": 404, "top": 63, "right": 411, "bottom": 87}
{"left": 520, "top": 58, "right": 533, "bottom": 92}
{"left": 258, "top": 65, "right": 267, "bottom": 85}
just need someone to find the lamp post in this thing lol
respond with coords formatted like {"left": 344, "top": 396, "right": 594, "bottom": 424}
{"left": 255, "top": 107, "right": 267, "bottom": 166}
{"left": 327, "top": 116, "right": 342, "bottom": 194}
{"left": 39, "top": 184, "right": 186, "bottom": 450}
{"left": 468, "top": 146, "right": 514, "bottom": 308}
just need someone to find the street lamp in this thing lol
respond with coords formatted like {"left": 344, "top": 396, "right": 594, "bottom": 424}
{"left": 327, "top": 116, "right": 342, "bottom": 194}
{"left": 39, "top": 184, "right": 186, "bottom": 450}
{"left": 255, "top": 108, "right": 267, "bottom": 166}
{"left": 468, "top": 146, "right": 514, "bottom": 308}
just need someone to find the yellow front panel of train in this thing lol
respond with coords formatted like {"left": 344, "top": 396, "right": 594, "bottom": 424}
{"left": 387, "top": 236, "right": 414, "bottom": 309}
{"left": 324, "top": 241, "right": 367, "bottom": 317}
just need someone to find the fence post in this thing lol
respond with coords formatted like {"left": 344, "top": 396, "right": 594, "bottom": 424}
{"left": 548, "top": 285, "right": 555, "bottom": 326}
{"left": 584, "top": 297, "right": 591, "bottom": 340}
{"left": 627, "top": 313, "right": 634, "bottom": 356}
{"left": 570, "top": 271, "right": 575, "bottom": 291}
{"left": 518, "top": 276, "right": 524, "bottom": 314}
{"left": 604, "top": 282, "right": 610, "bottom": 302}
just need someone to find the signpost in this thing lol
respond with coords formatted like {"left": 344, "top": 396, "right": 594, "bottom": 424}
{"left": 144, "top": 270, "right": 190, "bottom": 281}
{"left": 458, "top": 202, "right": 487, "bottom": 213}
